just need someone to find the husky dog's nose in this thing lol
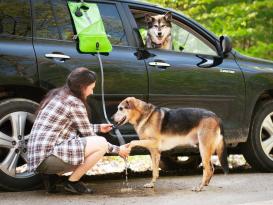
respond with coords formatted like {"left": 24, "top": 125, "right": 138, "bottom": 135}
{"left": 158, "top": 32, "right": 162, "bottom": 37}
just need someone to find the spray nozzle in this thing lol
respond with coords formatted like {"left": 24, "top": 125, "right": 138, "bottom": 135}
{"left": 96, "top": 42, "right": 100, "bottom": 50}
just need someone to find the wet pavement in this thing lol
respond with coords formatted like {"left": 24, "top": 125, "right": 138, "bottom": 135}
{"left": 1, "top": 168, "right": 273, "bottom": 205}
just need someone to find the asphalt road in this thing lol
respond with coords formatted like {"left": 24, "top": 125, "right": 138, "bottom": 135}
{"left": 1, "top": 171, "right": 273, "bottom": 205}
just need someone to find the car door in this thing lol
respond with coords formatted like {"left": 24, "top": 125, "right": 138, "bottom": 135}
{"left": 124, "top": 4, "right": 246, "bottom": 142}
{"left": 32, "top": 0, "right": 148, "bottom": 144}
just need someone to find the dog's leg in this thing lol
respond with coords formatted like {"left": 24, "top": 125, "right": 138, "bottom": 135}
{"left": 128, "top": 140, "right": 160, "bottom": 188}
{"left": 192, "top": 131, "right": 215, "bottom": 192}
{"left": 144, "top": 149, "right": 161, "bottom": 188}
{"left": 146, "top": 35, "right": 152, "bottom": 48}
{"left": 167, "top": 36, "right": 172, "bottom": 50}
{"left": 192, "top": 145, "right": 213, "bottom": 192}
{"left": 204, "top": 161, "right": 215, "bottom": 186}
{"left": 162, "top": 35, "right": 172, "bottom": 50}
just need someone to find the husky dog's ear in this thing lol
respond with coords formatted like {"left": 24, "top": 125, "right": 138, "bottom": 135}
{"left": 145, "top": 14, "right": 153, "bottom": 23}
{"left": 164, "top": 12, "right": 172, "bottom": 22}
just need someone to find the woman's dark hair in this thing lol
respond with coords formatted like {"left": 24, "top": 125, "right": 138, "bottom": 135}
{"left": 36, "top": 67, "right": 96, "bottom": 115}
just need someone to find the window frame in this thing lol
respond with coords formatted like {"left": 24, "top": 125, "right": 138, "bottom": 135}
{"left": 123, "top": 2, "right": 222, "bottom": 56}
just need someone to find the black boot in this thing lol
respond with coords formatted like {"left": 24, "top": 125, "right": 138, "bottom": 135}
{"left": 64, "top": 180, "right": 94, "bottom": 194}
{"left": 41, "top": 174, "right": 60, "bottom": 193}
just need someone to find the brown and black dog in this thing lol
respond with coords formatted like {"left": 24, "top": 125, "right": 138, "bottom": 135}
{"left": 112, "top": 97, "right": 228, "bottom": 192}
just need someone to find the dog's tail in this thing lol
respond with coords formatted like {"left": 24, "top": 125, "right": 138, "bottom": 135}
{"left": 216, "top": 120, "right": 229, "bottom": 174}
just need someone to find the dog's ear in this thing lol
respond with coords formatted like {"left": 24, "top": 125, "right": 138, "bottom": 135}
{"left": 125, "top": 98, "right": 135, "bottom": 110}
{"left": 145, "top": 14, "right": 153, "bottom": 23}
{"left": 164, "top": 12, "right": 172, "bottom": 22}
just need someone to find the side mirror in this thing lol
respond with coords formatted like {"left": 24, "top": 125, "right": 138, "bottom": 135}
{"left": 220, "top": 35, "right": 232, "bottom": 56}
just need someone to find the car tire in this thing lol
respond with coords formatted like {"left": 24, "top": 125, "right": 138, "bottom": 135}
{"left": 241, "top": 100, "right": 273, "bottom": 172}
{"left": 0, "top": 98, "right": 42, "bottom": 191}
{"left": 159, "top": 155, "right": 201, "bottom": 171}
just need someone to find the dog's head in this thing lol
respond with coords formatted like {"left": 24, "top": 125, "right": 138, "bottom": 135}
{"left": 112, "top": 97, "right": 151, "bottom": 126}
{"left": 145, "top": 12, "right": 172, "bottom": 47}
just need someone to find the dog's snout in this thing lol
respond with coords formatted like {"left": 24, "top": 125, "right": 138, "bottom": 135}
{"left": 158, "top": 32, "right": 162, "bottom": 36}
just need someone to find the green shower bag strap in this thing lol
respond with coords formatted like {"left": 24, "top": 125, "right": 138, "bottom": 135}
{"left": 67, "top": 1, "right": 112, "bottom": 53}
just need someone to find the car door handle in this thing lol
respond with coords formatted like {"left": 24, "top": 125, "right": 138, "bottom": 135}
{"left": 199, "top": 59, "right": 214, "bottom": 67}
{"left": 45, "top": 53, "right": 71, "bottom": 60}
{"left": 149, "top": 62, "right": 171, "bottom": 68}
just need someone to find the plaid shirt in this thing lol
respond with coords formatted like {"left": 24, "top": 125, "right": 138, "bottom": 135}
{"left": 27, "top": 94, "right": 102, "bottom": 172}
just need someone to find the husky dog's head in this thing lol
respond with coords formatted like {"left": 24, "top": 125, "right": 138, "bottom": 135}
{"left": 145, "top": 12, "right": 172, "bottom": 48}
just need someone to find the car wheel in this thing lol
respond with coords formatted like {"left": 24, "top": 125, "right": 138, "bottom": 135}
{"left": 159, "top": 155, "right": 201, "bottom": 171}
{"left": 242, "top": 100, "right": 273, "bottom": 172}
{"left": 0, "top": 98, "right": 42, "bottom": 191}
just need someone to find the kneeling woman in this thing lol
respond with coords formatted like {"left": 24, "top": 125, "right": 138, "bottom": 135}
{"left": 27, "top": 67, "right": 129, "bottom": 194}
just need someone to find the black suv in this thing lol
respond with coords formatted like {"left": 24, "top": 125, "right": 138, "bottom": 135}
{"left": 0, "top": 0, "right": 273, "bottom": 191}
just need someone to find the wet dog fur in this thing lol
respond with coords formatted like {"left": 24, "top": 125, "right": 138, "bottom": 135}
{"left": 145, "top": 12, "right": 172, "bottom": 50}
{"left": 112, "top": 97, "right": 228, "bottom": 191}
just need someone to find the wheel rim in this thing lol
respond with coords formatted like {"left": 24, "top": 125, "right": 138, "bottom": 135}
{"left": 260, "top": 113, "right": 273, "bottom": 161}
{"left": 0, "top": 111, "right": 35, "bottom": 178}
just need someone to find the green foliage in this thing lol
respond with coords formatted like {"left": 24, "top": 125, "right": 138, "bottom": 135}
{"left": 144, "top": 0, "right": 273, "bottom": 60}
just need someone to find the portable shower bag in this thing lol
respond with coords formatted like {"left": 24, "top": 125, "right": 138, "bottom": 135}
{"left": 67, "top": 1, "right": 112, "bottom": 53}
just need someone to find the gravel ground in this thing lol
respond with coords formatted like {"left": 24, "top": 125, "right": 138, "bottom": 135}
{"left": 65, "top": 154, "right": 249, "bottom": 176}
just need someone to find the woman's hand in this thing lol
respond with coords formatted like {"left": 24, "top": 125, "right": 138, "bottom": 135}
{"left": 118, "top": 144, "right": 131, "bottom": 159}
{"left": 100, "top": 124, "right": 113, "bottom": 133}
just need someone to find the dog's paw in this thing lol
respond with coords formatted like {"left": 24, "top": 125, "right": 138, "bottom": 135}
{"left": 191, "top": 186, "right": 203, "bottom": 192}
{"left": 144, "top": 183, "right": 154, "bottom": 188}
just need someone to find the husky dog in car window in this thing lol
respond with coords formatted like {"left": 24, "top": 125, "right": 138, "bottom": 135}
{"left": 145, "top": 12, "right": 172, "bottom": 50}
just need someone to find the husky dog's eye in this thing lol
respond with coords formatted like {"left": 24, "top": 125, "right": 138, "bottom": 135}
{"left": 119, "top": 107, "right": 124, "bottom": 111}
{"left": 161, "top": 25, "right": 166, "bottom": 28}
{"left": 154, "top": 25, "right": 158, "bottom": 28}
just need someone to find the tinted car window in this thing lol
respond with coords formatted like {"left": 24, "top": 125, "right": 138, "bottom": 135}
{"left": 33, "top": 0, "right": 60, "bottom": 39}
{"left": 52, "top": 0, "right": 74, "bottom": 41}
{"left": 131, "top": 9, "right": 217, "bottom": 56}
{"left": 0, "top": 0, "right": 31, "bottom": 37}
{"left": 97, "top": 3, "right": 128, "bottom": 46}
{"left": 34, "top": 0, "right": 128, "bottom": 46}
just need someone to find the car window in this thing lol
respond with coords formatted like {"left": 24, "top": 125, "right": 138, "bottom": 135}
{"left": 131, "top": 9, "right": 217, "bottom": 56}
{"left": 0, "top": 0, "right": 31, "bottom": 37}
{"left": 34, "top": 0, "right": 128, "bottom": 46}
{"left": 34, "top": 0, "right": 60, "bottom": 40}
{"left": 172, "top": 22, "right": 217, "bottom": 56}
